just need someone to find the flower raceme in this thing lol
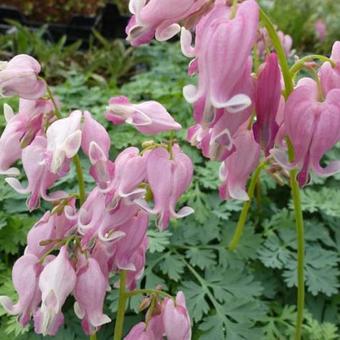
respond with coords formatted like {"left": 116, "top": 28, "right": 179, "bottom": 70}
{"left": 0, "top": 51, "right": 195, "bottom": 337}
{"left": 181, "top": 0, "right": 259, "bottom": 124}
{"left": 4, "top": 104, "right": 181, "bottom": 209}
{"left": 187, "top": 58, "right": 254, "bottom": 162}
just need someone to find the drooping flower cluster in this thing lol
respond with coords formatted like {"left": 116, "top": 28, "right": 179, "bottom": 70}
{"left": 181, "top": 0, "right": 263, "bottom": 200}
{"left": 125, "top": 0, "right": 340, "bottom": 198}
{"left": 0, "top": 54, "right": 193, "bottom": 337}
{"left": 183, "top": 1, "right": 340, "bottom": 192}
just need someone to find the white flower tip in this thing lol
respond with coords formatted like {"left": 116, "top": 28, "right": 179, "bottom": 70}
{"left": 213, "top": 94, "right": 252, "bottom": 112}
{"left": 64, "top": 130, "right": 82, "bottom": 158}
{"left": 74, "top": 302, "right": 85, "bottom": 319}
{"left": 183, "top": 85, "right": 199, "bottom": 104}
{"left": 156, "top": 23, "right": 181, "bottom": 42}
{"left": 180, "top": 27, "right": 195, "bottom": 58}
{"left": 5, "top": 177, "right": 28, "bottom": 194}
{"left": 3, "top": 103, "right": 14, "bottom": 122}
{"left": 0, "top": 296, "right": 18, "bottom": 315}
{"left": 0, "top": 167, "right": 20, "bottom": 176}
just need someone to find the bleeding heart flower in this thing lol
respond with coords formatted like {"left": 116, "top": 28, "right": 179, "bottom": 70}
{"left": 124, "top": 322, "right": 156, "bottom": 340}
{"left": 81, "top": 111, "right": 114, "bottom": 189}
{"left": 126, "top": 0, "right": 206, "bottom": 46}
{"left": 182, "top": 0, "right": 258, "bottom": 124}
{"left": 102, "top": 147, "right": 147, "bottom": 203}
{"left": 219, "top": 129, "right": 260, "bottom": 201}
{"left": 110, "top": 210, "right": 149, "bottom": 271}
{"left": 74, "top": 258, "right": 111, "bottom": 335}
{"left": 319, "top": 41, "right": 340, "bottom": 94}
{"left": 34, "top": 246, "right": 76, "bottom": 336}
{"left": 272, "top": 78, "right": 340, "bottom": 186}
{"left": 6, "top": 136, "right": 69, "bottom": 210}
{"left": 81, "top": 111, "right": 110, "bottom": 156}
{"left": 0, "top": 54, "right": 46, "bottom": 99}
{"left": 253, "top": 53, "right": 282, "bottom": 156}
{"left": 106, "top": 96, "right": 181, "bottom": 135}
{"left": 163, "top": 291, "right": 191, "bottom": 340}
{"left": 137, "top": 144, "right": 193, "bottom": 229}
{"left": 46, "top": 110, "right": 82, "bottom": 173}
{"left": 315, "top": 19, "right": 327, "bottom": 42}
{"left": 0, "top": 254, "right": 42, "bottom": 327}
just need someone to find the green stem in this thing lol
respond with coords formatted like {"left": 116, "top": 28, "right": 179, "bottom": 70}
{"left": 46, "top": 85, "right": 62, "bottom": 119}
{"left": 38, "top": 240, "right": 65, "bottom": 264}
{"left": 114, "top": 271, "right": 128, "bottom": 340}
{"left": 290, "top": 54, "right": 335, "bottom": 78}
{"left": 228, "top": 161, "right": 267, "bottom": 251}
{"left": 126, "top": 289, "right": 173, "bottom": 299}
{"left": 261, "top": 7, "right": 305, "bottom": 339}
{"left": 72, "top": 155, "right": 86, "bottom": 205}
{"left": 289, "top": 169, "right": 305, "bottom": 340}
{"left": 259, "top": 8, "right": 294, "bottom": 98}
{"left": 230, "top": 0, "right": 238, "bottom": 18}
{"left": 90, "top": 334, "right": 97, "bottom": 340}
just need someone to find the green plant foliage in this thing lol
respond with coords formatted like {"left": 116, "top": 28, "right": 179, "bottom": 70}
{"left": 260, "top": 0, "right": 340, "bottom": 54}
{"left": 0, "top": 22, "right": 136, "bottom": 85}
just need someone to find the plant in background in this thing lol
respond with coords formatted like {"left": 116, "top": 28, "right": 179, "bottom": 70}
{"left": 0, "top": 0, "right": 340, "bottom": 339}
{"left": 1, "top": 0, "right": 106, "bottom": 23}
{"left": 259, "top": 0, "right": 340, "bottom": 54}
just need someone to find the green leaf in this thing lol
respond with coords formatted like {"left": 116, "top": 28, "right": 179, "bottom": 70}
{"left": 0, "top": 215, "right": 35, "bottom": 255}
{"left": 180, "top": 281, "right": 210, "bottom": 322}
{"left": 262, "top": 305, "right": 296, "bottom": 339}
{"left": 258, "top": 234, "right": 293, "bottom": 269}
{"left": 283, "top": 245, "right": 339, "bottom": 296}
{"left": 158, "top": 253, "right": 185, "bottom": 281}
{"left": 205, "top": 268, "right": 263, "bottom": 302}
{"left": 303, "top": 312, "right": 340, "bottom": 340}
{"left": 185, "top": 248, "right": 216, "bottom": 270}
{"left": 298, "top": 187, "right": 340, "bottom": 217}
{"left": 147, "top": 229, "right": 172, "bottom": 254}
{"left": 199, "top": 315, "right": 225, "bottom": 340}
{"left": 195, "top": 161, "right": 220, "bottom": 190}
